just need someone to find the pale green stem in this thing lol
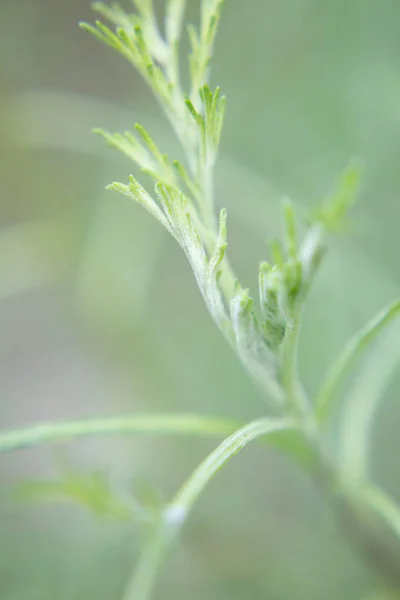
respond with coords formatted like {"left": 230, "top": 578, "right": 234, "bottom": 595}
{"left": 315, "top": 299, "right": 400, "bottom": 424}
{"left": 199, "top": 156, "right": 217, "bottom": 232}
{"left": 280, "top": 304, "right": 311, "bottom": 420}
{"left": 187, "top": 143, "right": 238, "bottom": 303}
{"left": 0, "top": 414, "right": 241, "bottom": 454}
{"left": 334, "top": 480, "right": 400, "bottom": 589}
{"left": 338, "top": 320, "right": 400, "bottom": 481}
{"left": 359, "top": 484, "right": 400, "bottom": 540}
{"left": 121, "top": 521, "right": 170, "bottom": 600}
{"left": 172, "top": 418, "right": 292, "bottom": 509}
{"left": 122, "top": 417, "right": 294, "bottom": 600}
{"left": 204, "top": 230, "right": 238, "bottom": 310}
{"left": 280, "top": 316, "right": 300, "bottom": 411}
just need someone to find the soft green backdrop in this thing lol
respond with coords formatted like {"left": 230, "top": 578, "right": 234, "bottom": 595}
{"left": 0, "top": 1, "right": 400, "bottom": 598}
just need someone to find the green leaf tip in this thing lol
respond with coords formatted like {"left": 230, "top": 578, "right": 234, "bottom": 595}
{"left": 106, "top": 181, "right": 127, "bottom": 193}
{"left": 283, "top": 199, "right": 297, "bottom": 260}
{"left": 314, "top": 161, "right": 363, "bottom": 232}
{"left": 197, "top": 83, "right": 226, "bottom": 151}
{"left": 185, "top": 98, "right": 203, "bottom": 126}
{"left": 271, "top": 239, "right": 284, "bottom": 268}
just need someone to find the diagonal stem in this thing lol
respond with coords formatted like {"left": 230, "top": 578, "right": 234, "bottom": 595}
{"left": 122, "top": 417, "right": 294, "bottom": 600}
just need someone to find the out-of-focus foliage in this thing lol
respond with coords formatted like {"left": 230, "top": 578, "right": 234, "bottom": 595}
{"left": 1, "top": 1, "right": 400, "bottom": 599}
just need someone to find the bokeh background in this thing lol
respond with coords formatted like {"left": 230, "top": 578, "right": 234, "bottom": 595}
{"left": 1, "top": 0, "right": 400, "bottom": 598}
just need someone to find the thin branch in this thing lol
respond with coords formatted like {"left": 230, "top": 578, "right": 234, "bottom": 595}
{"left": 122, "top": 416, "right": 294, "bottom": 600}
{"left": 0, "top": 414, "right": 241, "bottom": 454}
{"left": 338, "top": 319, "right": 400, "bottom": 480}
{"left": 315, "top": 299, "right": 400, "bottom": 423}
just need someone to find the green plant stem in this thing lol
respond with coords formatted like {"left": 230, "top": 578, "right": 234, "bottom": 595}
{"left": 198, "top": 152, "right": 216, "bottom": 229}
{"left": 121, "top": 520, "right": 171, "bottom": 600}
{"left": 172, "top": 417, "right": 293, "bottom": 510}
{"left": 315, "top": 299, "right": 400, "bottom": 424}
{"left": 333, "top": 482, "right": 400, "bottom": 591}
{"left": 278, "top": 294, "right": 400, "bottom": 590}
{"left": 123, "top": 416, "right": 294, "bottom": 600}
{"left": 338, "top": 339, "right": 400, "bottom": 480}
{"left": 205, "top": 224, "right": 237, "bottom": 303}
{"left": 2, "top": 409, "right": 400, "bottom": 594}
{"left": 339, "top": 330, "right": 400, "bottom": 481}
{"left": 280, "top": 316, "right": 300, "bottom": 411}
{"left": 280, "top": 304, "right": 311, "bottom": 419}
{"left": 0, "top": 414, "right": 241, "bottom": 454}
{"left": 192, "top": 129, "right": 237, "bottom": 302}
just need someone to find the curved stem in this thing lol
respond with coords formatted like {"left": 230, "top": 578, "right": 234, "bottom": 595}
{"left": 280, "top": 313, "right": 300, "bottom": 411}
{"left": 315, "top": 299, "right": 400, "bottom": 424}
{"left": 338, "top": 330, "right": 400, "bottom": 481}
{"left": 122, "top": 417, "right": 294, "bottom": 600}
{"left": 0, "top": 414, "right": 242, "bottom": 454}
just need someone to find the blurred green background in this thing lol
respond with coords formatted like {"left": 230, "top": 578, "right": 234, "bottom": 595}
{"left": 1, "top": 0, "right": 400, "bottom": 598}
